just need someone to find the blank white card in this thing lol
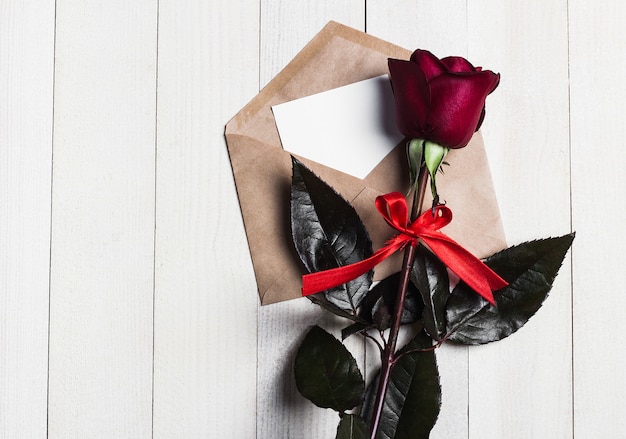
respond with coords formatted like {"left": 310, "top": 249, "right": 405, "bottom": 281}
{"left": 272, "top": 75, "right": 404, "bottom": 179}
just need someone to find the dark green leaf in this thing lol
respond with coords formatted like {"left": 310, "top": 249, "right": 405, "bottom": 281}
{"left": 369, "top": 273, "right": 424, "bottom": 331}
{"left": 291, "top": 157, "right": 373, "bottom": 312}
{"left": 337, "top": 274, "right": 423, "bottom": 340}
{"left": 362, "top": 331, "right": 441, "bottom": 439}
{"left": 341, "top": 321, "right": 371, "bottom": 341}
{"left": 336, "top": 414, "right": 369, "bottom": 439}
{"left": 446, "top": 233, "right": 575, "bottom": 345}
{"left": 294, "top": 326, "right": 365, "bottom": 412}
{"left": 411, "top": 246, "right": 449, "bottom": 341}
{"left": 308, "top": 295, "right": 366, "bottom": 324}
{"left": 341, "top": 273, "right": 424, "bottom": 341}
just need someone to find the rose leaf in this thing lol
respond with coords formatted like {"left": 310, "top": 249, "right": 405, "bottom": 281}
{"left": 291, "top": 157, "right": 373, "bottom": 312}
{"left": 446, "top": 233, "right": 575, "bottom": 345}
{"left": 335, "top": 414, "right": 369, "bottom": 439}
{"left": 294, "top": 325, "right": 365, "bottom": 412}
{"left": 362, "top": 331, "right": 441, "bottom": 439}
{"left": 411, "top": 246, "right": 450, "bottom": 341}
{"left": 341, "top": 273, "right": 424, "bottom": 340}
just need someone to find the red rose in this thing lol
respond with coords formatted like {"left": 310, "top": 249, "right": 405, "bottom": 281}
{"left": 388, "top": 49, "right": 500, "bottom": 149}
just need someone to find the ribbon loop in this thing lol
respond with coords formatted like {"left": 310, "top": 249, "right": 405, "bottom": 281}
{"left": 411, "top": 203, "right": 452, "bottom": 232}
{"left": 301, "top": 192, "right": 507, "bottom": 305}
{"left": 376, "top": 193, "right": 410, "bottom": 232}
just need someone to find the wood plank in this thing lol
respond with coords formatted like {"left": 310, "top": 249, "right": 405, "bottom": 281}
{"left": 259, "top": 2, "right": 365, "bottom": 86}
{"left": 569, "top": 2, "right": 626, "bottom": 436}
{"left": 152, "top": 1, "right": 259, "bottom": 437}
{"left": 467, "top": 1, "right": 572, "bottom": 437}
{"left": 47, "top": 1, "right": 157, "bottom": 436}
{"left": 0, "top": 1, "right": 55, "bottom": 436}
{"left": 258, "top": 301, "right": 348, "bottom": 438}
{"left": 256, "top": 4, "right": 364, "bottom": 437}
{"left": 366, "top": 0, "right": 467, "bottom": 55}
{"left": 366, "top": 3, "right": 470, "bottom": 437}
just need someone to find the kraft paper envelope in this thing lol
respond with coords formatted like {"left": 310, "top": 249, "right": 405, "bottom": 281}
{"left": 225, "top": 21, "right": 506, "bottom": 305}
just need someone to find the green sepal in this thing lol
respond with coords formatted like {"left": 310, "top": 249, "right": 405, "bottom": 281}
{"left": 406, "top": 139, "right": 424, "bottom": 193}
{"left": 423, "top": 141, "right": 449, "bottom": 201}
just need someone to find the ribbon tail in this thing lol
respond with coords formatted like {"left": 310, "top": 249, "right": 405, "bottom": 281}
{"left": 302, "top": 237, "right": 407, "bottom": 297}
{"left": 421, "top": 235, "right": 508, "bottom": 305}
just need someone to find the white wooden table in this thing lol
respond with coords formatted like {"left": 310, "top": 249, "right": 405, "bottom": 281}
{"left": 2, "top": 1, "right": 624, "bottom": 437}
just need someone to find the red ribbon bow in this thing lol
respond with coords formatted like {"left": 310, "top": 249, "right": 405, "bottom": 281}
{"left": 301, "top": 192, "right": 507, "bottom": 305}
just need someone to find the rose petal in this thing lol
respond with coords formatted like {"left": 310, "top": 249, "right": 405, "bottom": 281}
{"left": 426, "top": 71, "right": 500, "bottom": 148}
{"left": 410, "top": 49, "right": 447, "bottom": 81}
{"left": 441, "top": 56, "right": 476, "bottom": 73}
{"left": 388, "top": 58, "right": 431, "bottom": 138}
{"left": 475, "top": 107, "right": 487, "bottom": 132}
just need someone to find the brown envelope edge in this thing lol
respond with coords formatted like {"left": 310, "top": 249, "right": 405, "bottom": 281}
{"left": 225, "top": 21, "right": 507, "bottom": 305}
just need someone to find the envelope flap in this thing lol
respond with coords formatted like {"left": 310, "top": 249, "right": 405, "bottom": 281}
{"left": 225, "top": 21, "right": 410, "bottom": 145}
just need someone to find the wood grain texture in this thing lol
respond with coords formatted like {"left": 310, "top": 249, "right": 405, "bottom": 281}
{"left": 366, "top": 0, "right": 467, "bottom": 56}
{"left": 259, "top": 1, "right": 365, "bottom": 86}
{"left": 0, "top": 1, "right": 54, "bottom": 436}
{"left": 569, "top": 1, "right": 626, "bottom": 436}
{"left": 48, "top": 1, "right": 157, "bottom": 436}
{"left": 3, "top": 1, "right": 626, "bottom": 437}
{"left": 467, "top": 1, "right": 572, "bottom": 437}
{"left": 152, "top": 1, "right": 259, "bottom": 437}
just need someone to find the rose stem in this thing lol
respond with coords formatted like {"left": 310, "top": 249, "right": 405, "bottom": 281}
{"left": 368, "top": 166, "right": 429, "bottom": 439}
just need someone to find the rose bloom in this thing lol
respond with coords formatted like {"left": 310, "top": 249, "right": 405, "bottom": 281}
{"left": 388, "top": 49, "right": 500, "bottom": 149}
